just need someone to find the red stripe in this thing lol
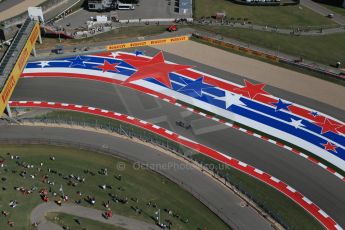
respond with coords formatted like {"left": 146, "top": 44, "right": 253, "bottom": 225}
{"left": 21, "top": 69, "right": 345, "bottom": 134}
{"left": 9, "top": 100, "right": 340, "bottom": 230}
{"left": 19, "top": 73, "right": 345, "bottom": 183}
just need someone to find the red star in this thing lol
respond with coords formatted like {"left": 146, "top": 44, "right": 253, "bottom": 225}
{"left": 322, "top": 142, "right": 338, "bottom": 153}
{"left": 234, "top": 80, "right": 268, "bottom": 99}
{"left": 122, "top": 51, "right": 191, "bottom": 88}
{"left": 96, "top": 60, "right": 120, "bottom": 72}
{"left": 314, "top": 118, "right": 342, "bottom": 134}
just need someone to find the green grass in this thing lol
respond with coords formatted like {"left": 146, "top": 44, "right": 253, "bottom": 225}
{"left": 191, "top": 154, "right": 323, "bottom": 230}
{"left": 33, "top": 110, "right": 327, "bottom": 229}
{"left": 0, "top": 145, "right": 229, "bottom": 230}
{"left": 46, "top": 212, "right": 126, "bottom": 230}
{"left": 192, "top": 24, "right": 345, "bottom": 65}
{"left": 194, "top": 0, "right": 337, "bottom": 28}
{"left": 190, "top": 36, "right": 345, "bottom": 86}
{"left": 319, "top": 2, "right": 345, "bottom": 17}
{"left": 36, "top": 110, "right": 185, "bottom": 153}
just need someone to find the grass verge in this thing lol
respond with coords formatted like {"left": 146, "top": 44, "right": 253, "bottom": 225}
{"left": 0, "top": 144, "right": 228, "bottom": 230}
{"left": 31, "top": 109, "right": 326, "bottom": 229}
{"left": 191, "top": 24, "right": 345, "bottom": 66}
{"left": 194, "top": 0, "right": 337, "bottom": 28}
{"left": 191, "top": 154, "right": 323, "bottom": 230}
{"left": 189, "top": 36, "right": 345, "bottom": 86}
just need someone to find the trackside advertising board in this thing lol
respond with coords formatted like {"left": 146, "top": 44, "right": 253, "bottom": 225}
{"left": 0, "top": 22, "right": 40, "bottom": 115}
{"left": 107, "top": 36, "right": 189, "bottom": 51}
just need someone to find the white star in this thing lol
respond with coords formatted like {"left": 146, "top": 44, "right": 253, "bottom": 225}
{"left": 109, "top": 52, "right": 117, "bottom": 59}
{"left": 37, "top": 61, "right": 50, "bottom": 68}
{"left": 289, "top": 118, "right": 305, "bottom": 129}
{"left": 214, "top": 91, "right": 245, "bottom": 109}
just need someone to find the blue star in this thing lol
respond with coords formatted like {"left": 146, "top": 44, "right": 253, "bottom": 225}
{"left": 67, "top": 56, "right": 90, "bottom": 67}
{"left": 177, "top": 76, "right": 215, "bottom": 97}
{"left": 271, "top": 99, "right": 292, "bottom": 112}
{"left": 310, "top": 111, "right": 318, "bottom": 117}
{"left": 134, "top": 50, "right": 144, "bottom": 56}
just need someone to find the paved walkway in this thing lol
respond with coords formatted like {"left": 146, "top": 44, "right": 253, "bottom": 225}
{"left": 31, "top": 202, "right": 160, "bottom": 230}
{"left": 1, "top": 125, "right": 272, "bottom": 230}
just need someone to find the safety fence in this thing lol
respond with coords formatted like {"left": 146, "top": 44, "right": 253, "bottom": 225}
{"left": 192, "top": 32, "right": 345, "bottom": 81}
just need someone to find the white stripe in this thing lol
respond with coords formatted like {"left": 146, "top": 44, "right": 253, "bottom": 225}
{"left": 33, "top": 101, "right": 42, "bottom": 104}
{"left": 239, "top": 128, "right": 247, "bottom": 132}
{"left": 254, "top": 168, "right": 264, "bottom": 174}
{"left": 299, "top": 153, "right": 308, "bottom": 159}
{"left": 139, "top": 120, "right": 148, "bottom": 124}
{"left": 187, "top": 107, "right": 194, "bottom": 112}
{"left": 302, "top": 197, "right": 312, "bottom": 205}
{"left": 134, "top": 79, "right": 345, "bottom": 171}
{"left": 175, "top": 103, "right": 182, "bottom": 107}
{"left": 335, "top": 224, "right": 343, "bottom": 230}
{"left": 334, "top": 172, "right": 344, "bottom": 180}
{"left": 199, "top": 112, "right": 207, "bottom": 116}
{"left": 178, "top": 135, "right": 196, "bottom": 143}
{"left": 152, "top": 125, "right": 160, "bottom": 129}
{"left": 48, "top": 102, "right": 55, "bottom": 105}
{"left": 318, "top": 163, "right": 327, "bottom": 169}
{"left": 101, "top": 109, "right": 109, "bottom": 113}
{"left": 286, "top": 186, "right": 296, "bottom": 193}
{"left": 270, "top": 176, "right": 280, "bottom": 183}
{"left": 284, "top": 146, "right": 293, "bottom": 151}
{"left": 318, "top": 209, "right": 329, "bottom": 218}
{"left": 165, "top": 130, "right": 174, "bottom": 135}
{"left": 127, "top": 116, "right": 134, "bottom": 120}
{"left": 75, "top": 105, "right": 82, "bottom": 108}
{"left": 238, "top": 162, "right": 247, "bottom": 167}
{"left": 225, "top": 122, "right": 233, "bottom": 127}
{"left": 61, "top": 103, "right": 69, "bottom": 106}
{"left": 212, "top": 117, "right": 220, "bottom": 122}
{"left": 268, "top": 139, "right": 277, "bottom": 144}
{"left": 26, "top": 53, "right": 345, "bottom": 128}
{"left": 88, "top": 107, "right": 95, "bottom": 110}
{"left": 19, "top": 101, "right": 27, "bottom": 103}
{"left": 189, "top": 65, "right": 345, "bottom": 126}
{"left": 114, "top": 112, "right": 121, "bottom": 116}
{"left": 163, "top": 98, "right": 170, "bottom": 102}
{"left": 25, "top": 54, "right": 345, "bottom": 169}
{"left": 253, "top": 133, "right": 262, "bottom": 138}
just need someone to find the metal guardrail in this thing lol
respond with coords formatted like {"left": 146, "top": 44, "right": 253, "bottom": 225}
{"left": 0, "top": 18, "right": 36, "bottom": 90}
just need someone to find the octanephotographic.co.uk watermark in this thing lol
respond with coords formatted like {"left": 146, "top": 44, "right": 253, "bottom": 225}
{"left": 115, "top": 161, "right": 228, "bottom": 171}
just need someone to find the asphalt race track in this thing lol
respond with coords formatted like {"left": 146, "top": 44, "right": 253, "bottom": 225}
{"left": 11, "top": 48, "right": 345, "bottom": 226}
{"left": 0, "top": 125, "right": 272, "bottom": 230}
